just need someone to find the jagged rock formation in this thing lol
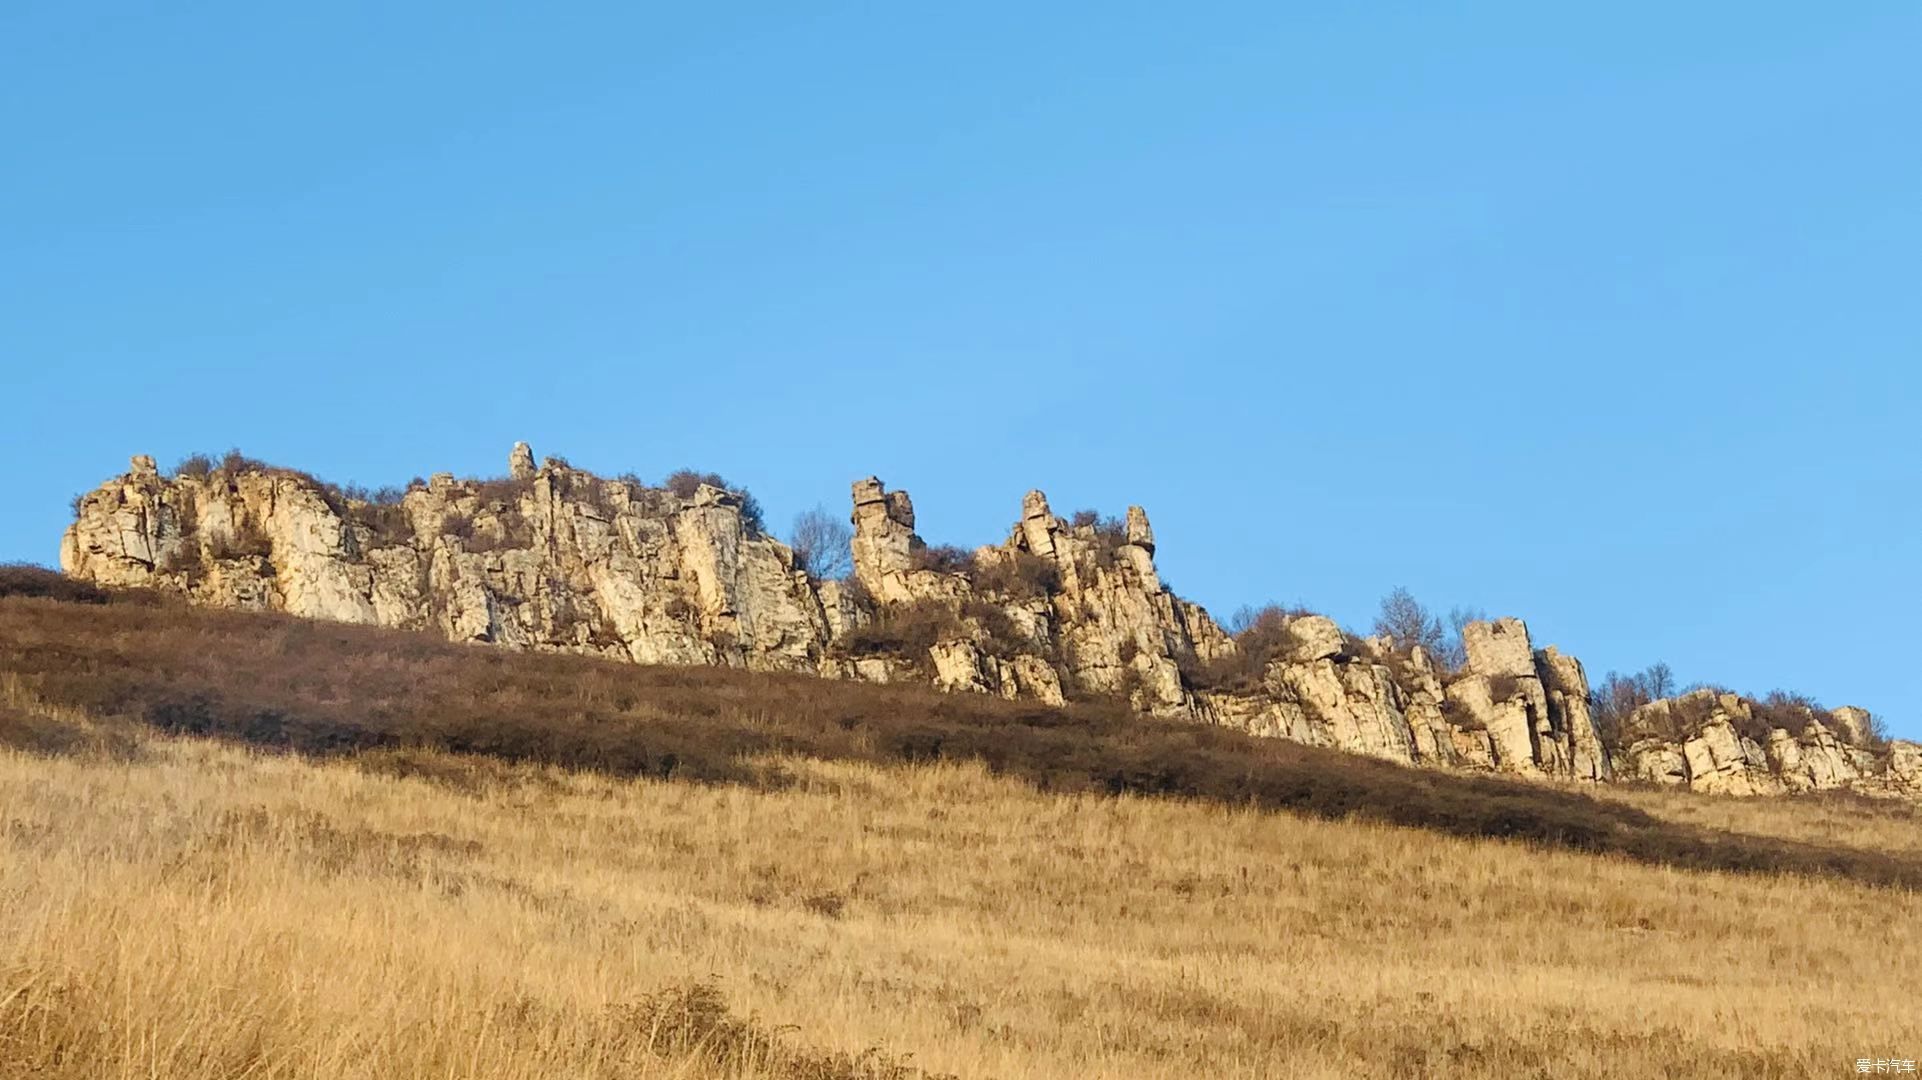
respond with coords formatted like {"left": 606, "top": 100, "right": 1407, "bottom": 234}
{"left": 63, "top": 451, "right": 827, "bottom": 671}
{"left": 1616, "top": 690, "right": 1921, "bottom": 798}
{"left": 59, "top": 447, "right": 1919, "bottom": 798}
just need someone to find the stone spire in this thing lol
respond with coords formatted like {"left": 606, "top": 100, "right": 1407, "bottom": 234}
{"left": 1125, "top": 505, "right": 1155, "bottom": 554}
{"left": 849, "top": 477, "right": 920, "bottom": 595}
{"left": 509, "top": 442, "right": 536, "bottom": 481}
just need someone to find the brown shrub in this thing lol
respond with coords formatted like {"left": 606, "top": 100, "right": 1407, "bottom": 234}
{"left": 172, "top": 453, "right": 216, "bottom": 479}
{"left": 1181, "top": 606, "right": 1303, "bottom": 693}
{"left": 5, "top": 594, "right": 1922, "bottom": 890}
{"left": 661, "top": 470, "right": 764, "bottom": 533}
{"left": 473, "top": 476, "right": 533, "bottom": 506}
{"left": 339, "top": 483, "right": 406, "bottom": 506}
{"left": 0, "top": 565, "right": 112, "bottom": 605}
{"left": 350, "top": 503, "right": 413, "bottom": 547}
{"left": 971, "top": 551, "right": 1058, "bottom": 600}
{"left": 206, "top": 519, "right": 272, "bottom": 562}
{"left": 0, "top": 702, "right": 144, "bottom": 761}
{"left": 1664, "top": 693, "right": 1721, "bottom": 743}
{"left": 961, "top": 599, "right": 1029, "bottom": 659}
{"left": 836, "top": 600, "right": 963, "bottom": 661}
{"left": 612, "top": 981, "right": 950, "bottom": 1080}
{"left": 663, "top": 469, "right": 722, "bottom": 499}
{"left": 1728, "top": 707, "right": 1776, "bottom": 747}
{"left": 911, "top": 545, "right": 975, "bottom": 576}
{"left": 1441, "top": 696, "right": 1487, "bottom": 732}
{"left": 1752, "top": 691, "right": 1832, "bottom": 739}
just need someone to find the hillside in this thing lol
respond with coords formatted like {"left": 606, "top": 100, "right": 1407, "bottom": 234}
{"left": 3, "top": 574, "right": 1920, "bottom": 1078}
{"left": 58, "top": 447, "right": 1920, "bottom": 801}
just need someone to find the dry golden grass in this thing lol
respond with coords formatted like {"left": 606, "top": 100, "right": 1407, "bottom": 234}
{"left": 4, "top": 575, "right": 1920, "bottom": 1077}
{"left": 1585, "top": 781, "right": 1922, "bottom": 859}
{"left": 4, "top": 706, "right": 1918, "bottom": 1079}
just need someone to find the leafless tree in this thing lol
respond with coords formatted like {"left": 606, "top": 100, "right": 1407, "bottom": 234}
{"left": 788, "top": 506, "right": 852, "bottom": 579}
{"left": 1438, "top": 605, "right": 1486, "bottom": 672}
{"left": 1643, "top": 661, "right": 1676, "bottom": 700}
{"left": 1374, "top": 586, "right": 1445, "bottom": 657}
{"left": 1590, "top": 661, "right": 1680, "bottom": 751}
{"left": 1225, "top": 605, "right": 1263, "bottom": 635}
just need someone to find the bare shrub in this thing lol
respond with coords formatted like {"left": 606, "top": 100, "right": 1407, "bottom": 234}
{"left": 662, "top": 469, "right": 764, "bottom": 533}
{"left": 351, "top": 503, "right": 413, "bottom": 547}
{"left": 206, "top": 519, "right": 272, "bottom": 562}
{"left": 971, "top": 552, "right": 1058, "bottom": 600}
{"left": 438, "top": 512, "right": 477, "bottom": 544}
{"left": 662, "top": 469, "right": 720, "bottom": 499}
{"left": 0, "top": 565, "right": 111, "bottom": 604}
{"left": 912, "top": 545, "right": 975, "bottom": 576}
{"left": 1751, "top": 690, "right": 1834, "bottom": 740}
{"left": 838, "top": 573, "right": 876, "bottom": 612}
{"left": 473, "top": 476, "right": 533, "bottom": 506}
{"left": 1591, "top": 663, "right": 1680, "bottom": 753}
{"left": 962, "top": 599, "right": 1028, "bottom": 658}
{"left": 836, "top": 600, "right": 963, "bottom": 661}
{"left": 462, "top": 517, "right": 528, "bottom": 554}
{"left": 172, "top": 453, "right": 216, "bottom": 480}
{"left": 612, "top": 980, "right": 946, "bottom": 1079}
{"left": 219, "top": 448, "right": 272, "bottom": 475}
{"left": 1182, "top": 605, "right": 1304, "bottom": 693}
{"left": 1441, "top": 696, "right": 1487, "bottom": 732}
{"left": 1864, "top": 712, "right": 1894, "bottom": 757}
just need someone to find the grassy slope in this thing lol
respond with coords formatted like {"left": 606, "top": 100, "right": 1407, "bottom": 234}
{"left": 2, "top": 576, "right": 1920, "bottom": 1077}
{"left": 3, "top": 582, "right": 1921, "bottom": 887}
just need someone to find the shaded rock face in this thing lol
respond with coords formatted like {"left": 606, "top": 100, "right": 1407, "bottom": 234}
{"left": 61, "top": 448, "right": 1919, "bottom": 799}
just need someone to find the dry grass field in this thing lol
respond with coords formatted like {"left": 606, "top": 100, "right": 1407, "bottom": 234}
{"left": 3, "top": 571, "right": 1919, "bottom": 1077}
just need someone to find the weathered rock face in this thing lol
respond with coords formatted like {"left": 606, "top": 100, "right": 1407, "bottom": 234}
{"left": 60, "top": 447, "right": 1919, "bottom": 800}
{"left": 1617, "top": 689, "right": 1908, "bottom": 797}
{"left": 845, "top": 481, "right": 1212, "bottom": 714}
{"left": 64, "top": 451, "right": 829, "bottom": 672}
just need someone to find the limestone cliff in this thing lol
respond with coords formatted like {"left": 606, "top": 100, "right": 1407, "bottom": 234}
{"left": 60, "top": 446, "right": 1919, "bottom": 799}
{"left": 1615, "top": 691, "right": 1921, "bottom": 798}
{"left": 62, "top": 449, "right": 826, "bottom": 672}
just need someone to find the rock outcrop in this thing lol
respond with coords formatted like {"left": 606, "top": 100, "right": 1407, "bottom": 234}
{"left": 59, "top": 446, "right": 1918, "bottom": 800}
{"left": 1616, "top": 689, "right": 1920, "bottom": 798}
{"left": 63, "top": 450, "right": 827, "bottom": 671}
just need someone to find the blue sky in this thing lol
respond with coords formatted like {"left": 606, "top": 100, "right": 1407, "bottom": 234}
{"left": 4, "top": 3, "right": 1918, "bottom": 736}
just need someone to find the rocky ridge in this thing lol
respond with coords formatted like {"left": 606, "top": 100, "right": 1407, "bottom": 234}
{"left": 59, "top": 446, "right": 1921, "bottom": 799}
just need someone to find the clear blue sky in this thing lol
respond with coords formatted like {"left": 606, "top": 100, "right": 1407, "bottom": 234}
{"left": 4, "top": 3, "right": 1918, "bottom": 736}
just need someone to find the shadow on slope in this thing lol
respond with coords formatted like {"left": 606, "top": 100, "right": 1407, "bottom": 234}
{"left": 2, "top": 567, "right": 1916, "bottom": 890}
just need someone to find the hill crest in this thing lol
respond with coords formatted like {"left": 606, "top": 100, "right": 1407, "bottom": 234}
{"left": 56, "top": 444, "right": 1921, "bottom": 800}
